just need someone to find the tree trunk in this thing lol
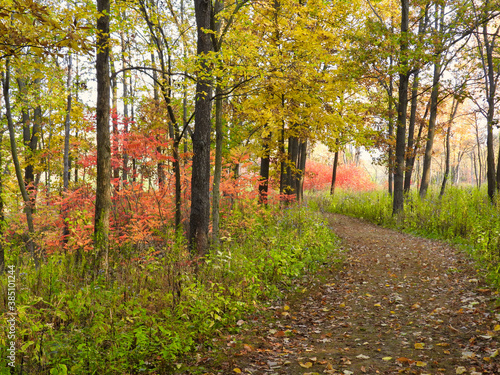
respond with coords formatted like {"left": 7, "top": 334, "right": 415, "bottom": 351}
{"left": 388, "top": 57, "right": 394, "bottom": 196}
{"left": 211, "top": 0, "right": 224, "bottom": 243}
{"left": 279, "top": 124, "right": 286, "bottom": 196}
{"left": 419, "top": 6, "right": 443, "bottom": 199}
{"left": 285, "top": 135, "right": 299, "bottom": 199}
{"left": 17, "top": 76, "right": 40, "bottom": 209}
{"left": 259, "top": 127, "right": 270, "bottom": 206}
{"left": 439, "top": 98, "right": 458, "bottom": 197}
{"left": 404, "top": 71, "right": 419, "bottom": 193}
{"left": 110, "top": 56, "right": 120, "bottom": 185}
{"left": 121, "top": 27, "right": 129, "bottom": 183}
{"left": 0, "top": 128, "right": 4, "bottom": 273}
{"left": 392, "top": 0, "right": 409, "bottom": 215}
{"left": 295, "top": 138, "right": 307, "bottom": 202}
{"left": 212, "top": 82, "right": 224, "bottom": 242}
{"left": 189, "top": 0, "right": 213, "bottom": 255}
{"left": 63, "top": 55, "right": 72, "bottom": 247}
{"left": 95, "top": 0, "right": 111, "bottom": 277}
{"left": 404, "top": 8, "right": 428, "bottom": 194}
{"left": 330, "top": 142, "right": 339, "bottom": 195}
{"left": 475, "top": 114, "right": 482, "bottom": 188}
{"left": 2, "top": 60, "right": 38, "bottom": 267}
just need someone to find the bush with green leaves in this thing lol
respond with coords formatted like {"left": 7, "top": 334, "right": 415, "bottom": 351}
{"left": 0, "top": 202, "right": 340, "bottom": 374}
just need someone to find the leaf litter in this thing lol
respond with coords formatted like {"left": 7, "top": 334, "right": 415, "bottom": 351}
{"left": 187, "top": 214, "right": 500, "bottom": 374}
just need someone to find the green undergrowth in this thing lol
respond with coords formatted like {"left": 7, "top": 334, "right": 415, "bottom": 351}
{"left": 319, "top": 186, "right": 500, "bottom": 288}
{"left": 0, "top": 203, "right": 340, "bottom": 374}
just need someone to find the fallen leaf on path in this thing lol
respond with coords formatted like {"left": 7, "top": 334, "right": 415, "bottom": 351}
{"left": 299, "top": 361, "right": 313, "bottom": 368}
{"left": 414, "top": 343, "right": 425, "bottom": 349}
{"left": 455, "top": 366, "right": 467, "bottom": 374}
{"left": 396, "top": 357, "right": 414, "bottom": 365}
{"left": 233, "top": 368, "right": 242, "bottom": 373}
{"left": 382, "top": 357, "right": 392, "bottom": 361}
{"left": 461, "top": 350, "right": 475, "bottom": 359}
{"left": 356, "top": 354, "right": 370, "bottom": 359}
{"left": 416, "top": 361, "right": 427, "bottom": 367}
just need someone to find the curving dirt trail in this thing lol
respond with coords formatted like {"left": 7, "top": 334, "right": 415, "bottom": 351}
{"left": 220, "top": 214, "right": 500, "bottom": 375}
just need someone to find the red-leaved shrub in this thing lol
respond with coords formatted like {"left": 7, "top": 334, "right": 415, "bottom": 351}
{"left": 304, "top": 161, "right": 378, "bottom": 192}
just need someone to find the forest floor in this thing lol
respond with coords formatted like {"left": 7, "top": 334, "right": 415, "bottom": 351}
{"left": 193, "top": 213, "right": 500, "bottom": 375}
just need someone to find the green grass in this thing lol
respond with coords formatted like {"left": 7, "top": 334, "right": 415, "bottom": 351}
{"left": 322, "top": 186, "right": 500, "bottom": 287}
{"left": 0, "top": 203, "right": 341, "bottom": 374}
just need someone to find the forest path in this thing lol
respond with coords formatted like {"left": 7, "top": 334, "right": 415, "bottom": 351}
{"left": 220, "top": 214, "right": 500, "bottom": 375}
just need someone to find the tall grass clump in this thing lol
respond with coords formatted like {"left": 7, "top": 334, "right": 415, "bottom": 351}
{"left": 0, "top": 202, "right": 340, "bottom": 374}
{"left": 324, "top": 186, "right": 500, "bottom": 287}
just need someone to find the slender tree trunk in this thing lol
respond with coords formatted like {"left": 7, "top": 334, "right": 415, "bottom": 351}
{"left": 285, "top": 135, "right": 299, "bottom": 199}
{"left": 475, "top": 115, "right": 482, "bottom": 188}
{"left": 17, "top": 76, "right": 40, "bottom": 209}
{"left": 211, "top": 0, "right": 224, "bottom": 243}
{"left": 95, "top": 0, "right": 111, "bottom": 276}
{"left": 404, "top": 9, "right": 428, "bottom": 194}
{"left": 121, "top": 27, "right": 129, "bottom": 183}
{"left": 393, "top": 0, "right": 409, "bottom": 215}
{"left": 2, "top": 60, "right": 38, "bottom": 267}
{"left": 439, "top": 98, "right": 459, "bottom": 197}
{"left": 419, "top": 3, "right": 444, "bottom": 199}
{"left": 110, "top": 56, "right": 120, "bottom": 185}
{"left": 279, "top": 96, "right": 286, "bottom": 195}
{"left": 440, "top": 124, "right": 451, "bottom": 198}
{"left": 63, "top": 55, "right": 72, "bottom": 247}
{"left": 404, "top": 71, "right": 419, "bottom": 193}
{"left": 189, "top": 0, "right": 213, "bottom": 255}
{"left": 387, "top": 45, "right": 394, "bottom": 196}
{"left": 212, "top": 82, "right": 223, "bottom": 242}
{"left": 295, "top": 138, "right": 307, "bottom": 202}
{"left": 330, "top": 141, "right": 340, "bottom": 195}
{"left": 259, "top": 127, "right": 270, "bottom": 206}
{"left": 0, "top": 128, "right": 4, "bottom": 273}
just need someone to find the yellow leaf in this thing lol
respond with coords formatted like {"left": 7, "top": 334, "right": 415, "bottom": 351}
{"left": 456, "top": 366, "right": 467, "bottom": 374}
{"left": 494, "top": 324, "right": 500, "bottom": 331}
{"left": 414, "top": 343, "right": 425, "bottom": 349}
{"left": 443, "top": 350, "right": 450, "bottom": 354}
{"left": 339, "top": 303, "right": 346, "bottom": 308}
{"left": 284, "top": 305, "right": 290, "bottom": 311}
{"left": 299, "top": 361, "right": 313, "bottom": 368}
{"left": 374, "top": 303, "right": 381, "bottom": 307}
{"left": 416, "top": 361, "right": 427, "bottom": 367}
{"left": 382, "top": 357, "right": 392, "bottom": 361}
{"left": 233, "top": 368, "right": 242, "bottom": 373}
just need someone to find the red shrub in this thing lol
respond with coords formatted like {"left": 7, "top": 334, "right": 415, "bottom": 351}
{"left": 304, "top": 161, "right": 378, "bottom": 192}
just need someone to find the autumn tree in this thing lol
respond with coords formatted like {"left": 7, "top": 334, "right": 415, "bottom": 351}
{"left": 95, "top": 0, "right": 112, "bottom": 275}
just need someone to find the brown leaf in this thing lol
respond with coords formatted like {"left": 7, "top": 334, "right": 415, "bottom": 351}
{"left": 299, "top": 361, "right": 313, "bottom": 368}
{"left": 275, "top": 330, "right": 285, "bottom": 337}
